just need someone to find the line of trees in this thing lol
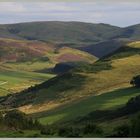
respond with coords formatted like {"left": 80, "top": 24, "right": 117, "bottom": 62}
{"left": 0, "top": 110, "right": 42, "bottom": 131}
{"left": 110, "top": 113, "right": 140, "bottom": 137}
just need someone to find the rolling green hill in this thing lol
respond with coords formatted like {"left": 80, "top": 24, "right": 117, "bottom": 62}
{"left": 0, "top": 22, "right": 122, "bottom": 45}
{"left": 0, "top": 68, "right": 54, "bottom": 96}
{"left": 45, "top": 41, "right": 140, "bottom": 125}
{"left": 0, "top": 38, "right": 97, "bottom": 96}
{"left": 0, "top": 21, "right": 140, "bottom": 137}
{"left": 1, "top": 21, "right": 140, "bottom": 59}
{"left": 0, "top": 21, "right": 140, "bottom": 46}
{"left": 37, "top": 87, "right": 140, "bottom": 124}
{"left": 0, "top": 38, "right": 97, "bottom": 71}
{"left": 0, "top": 41, "right": 140, "bottom": 126}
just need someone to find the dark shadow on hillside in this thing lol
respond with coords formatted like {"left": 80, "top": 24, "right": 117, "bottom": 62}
{"left": 29, "top": 87, "right": 140, "bottom": 124}
{"left": 0, "top": 72, "right": 87, "bottom": 108}
{"left": 75, "top": 92, "right": 140, "bottom": 124}
{"left": 35, "top": 62, "right": 76, "bottom": 75}
{"left": 78, "top": 40, "right": 124, "bottom": 58}
{"left": 104, "top": 46, "right": 140, "bottom": 60}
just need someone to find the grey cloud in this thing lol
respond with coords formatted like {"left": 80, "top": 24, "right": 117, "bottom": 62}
{"left": 0, "top": 1, "right": 140, "bottom": 27}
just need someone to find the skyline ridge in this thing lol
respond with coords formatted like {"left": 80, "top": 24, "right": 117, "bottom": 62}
{"left": 0, "top": 20, "right": 140, "bottom": 28}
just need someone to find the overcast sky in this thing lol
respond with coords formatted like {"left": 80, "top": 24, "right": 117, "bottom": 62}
{"left": 0, "top": 1, "right": 140, "bottom": 27}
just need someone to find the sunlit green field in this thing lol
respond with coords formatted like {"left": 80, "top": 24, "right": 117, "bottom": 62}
{"left": 0, "top": 70, "right": 54, "bottom": 96}
{"left": 38, "top": 87, "right": 140, "bottom": 124}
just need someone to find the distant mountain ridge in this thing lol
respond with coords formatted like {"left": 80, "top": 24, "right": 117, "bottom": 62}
{"left": 0, "top": 21, "right": 139, "bottom": 45}
{"left": 0, "top": 22, "right": 120, "bottom": 44}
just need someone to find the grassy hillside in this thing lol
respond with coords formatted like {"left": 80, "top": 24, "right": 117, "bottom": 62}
{"left": 51, "top": 91, "right": 140, "bottom": 137}
{"left": 2, "top": 21, "right": 140, "bottom": 60}
{"left": 79, "top": 39, "right": 131, "bottom": 58}
{"left": 0, "top": 22, "right": 122, "bottom": 45}
{"left": 0, "top": 38, "right": 97, "bottom": 96}
{"left": 23, "top": 41, "right": 140, "bottom": 121}
{"left": 0, "top": 21, "right": 140, "bottom": 137}
{"left": 37, "top": 87, "right": 140, "bottom": 124}
{"left": 0, "top": 22, "right": 140, "bottom": 60}
{"left": 0, "top": 41, "right": 140, "bottom": 125}
{"left": 0, "top": 38, "right": 97, "bottom": 72}
{"left": 0, "top": 21, "right": 140, "bottom": 47}
{"left": 0, "top": 68, "right": 54, "bottom": 96}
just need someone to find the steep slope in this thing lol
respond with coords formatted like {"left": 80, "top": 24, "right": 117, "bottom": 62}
{"left": 79, "top": 39, "right": 130, "bottom": 58}
{"left": 33, "top": 41, "right": 140, "bottom": 124}
{"left": 46, "top": 90, "right": 140, "bottom": 137}
{"left": 0, "top": 38, "right": 97, "bottom": 72}
{"left": 0, "top": 38, "right": 56, "bottom": 96}
{"left": 0, "top": 41, "right": 140, "bottom": 124}
{"left": 0, "top": 38, "right": 97, "bottom": 96}
{"left": 38, "top": 87, "right": 140, "bottom": 125}
{"left": 0, "top": 66, "right": 54, "bottom": 96}
{"left": 0, "top": 38, "right": 54, "bottom": 63}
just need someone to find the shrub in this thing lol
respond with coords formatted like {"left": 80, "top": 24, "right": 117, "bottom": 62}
{"left": 40, "top": 126, "right": 54, "bottom": 135}
{"left": 4, "top": 110, "right": 28, "bottom": 130}
{"left": 111, "top": 113, "right": 140, "bottom": 137}
{"left": 130, "top": 75, "right": 140, "bottom": 87}
{"left": 3, "top": 110, "right": 43, "bottom": 130}
{"left": 83, "top": 123, "right": 103, "bottom": 135}
{"left": 58, "top": 127, "right": 81, "bottom": 137}
{"left": 112, "top": 124, "right": 130, "bottom": 137}
{"left": 130, "top": 114, "right": 140, "bottom": 137}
